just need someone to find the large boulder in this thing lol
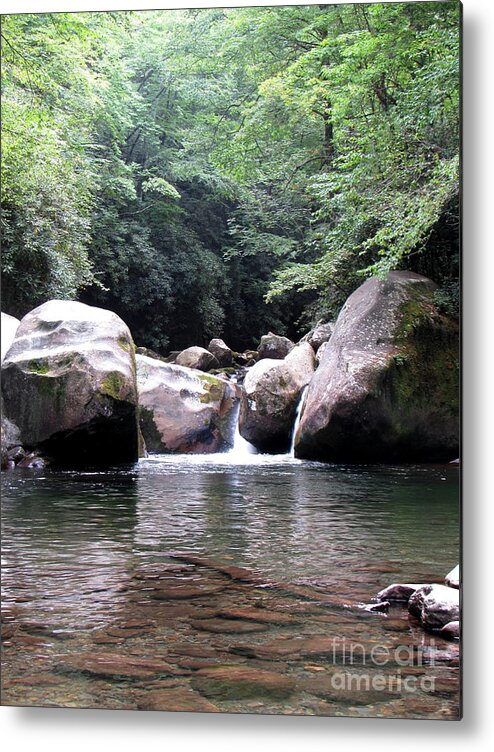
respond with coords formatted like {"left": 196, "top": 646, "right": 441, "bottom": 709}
{"left": 257, "top": 332, "right": 295, "bottom": 361}
{"left": 408, "top": 584, "right": 460, "bottom": 631}
{"left": 175, "top": 346, "right": 219, "bottom": 372}
{"left": 1, "top": 312, "right": 21, "bottom": 363}
{"left": 239, "top": 343, "right": 316, "bottom": 453}
{"left": 208, "top": 338, "right": 233, "bottom": 367}
{"left": 136, "top": 355, "right": 237, "bottom": 453}
{"left": 295, "top": 271, "right": 459, "bottom": 462}
{"left": 1, "top": 300, "right": 139, "bottom": 467}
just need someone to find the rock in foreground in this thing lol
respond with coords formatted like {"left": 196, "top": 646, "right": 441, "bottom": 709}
{"left": 295, "top": 271, "right": 459, "bottom": 462}
{"left": 136, "top": 355, "right": 236, "bottom": 453}
{"left": 1, "top": 300, "right": 139, "bottom": 467}
{"left": 239, "top": 343, "right": 315, "bottom": 453}
{"left": 408, "top": 584, "right": 460, "bottom": 630}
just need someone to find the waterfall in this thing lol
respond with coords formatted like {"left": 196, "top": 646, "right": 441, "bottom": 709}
{"left": 229, "top": 400, "right": 257, "bottom": 457}
{"left": 289, "top": 385, "right": 308, "bottom": 457}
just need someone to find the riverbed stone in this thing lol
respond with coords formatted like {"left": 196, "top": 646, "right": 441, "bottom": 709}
{"left": 239, "top": 342, "right": 316, "bottom": 453}
{"left": 258, "top": 332, "right": 295, "bottom": 360}
{"left": 136, "top": 354, "right": 236, "bottom": 453}
{"left": 215, "top": 607, "right": 301, "bottom": 626}
{"left": 191, "top": 665, "right": 297, "bottom": 700}
{"left": 295, "top": 271, "right": 459, "bottom": 462}
{"left": 408, "top": 584, "right": 460, "bottom": 630}
{"left": 175, "top": 346, "right": 218, "bottom": 372}
{"left": 57, "top": 652, "right": 178, "bottom": 680}
{"left": 190, "top": 618, "right": 269, "bottom": 634}
{"left": 136, "top": 686, "right": 219, "bottom": 712}
{"left": 1, "top": 300, "right": 139, "bottom": 467}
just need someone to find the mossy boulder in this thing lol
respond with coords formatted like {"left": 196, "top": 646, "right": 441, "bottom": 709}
{"left": 239, "top": 342, "right": 315, "bottom": 453}
{"left": 1, "top": 300, "right": 139, "bottom": 467}
{"left": 295, "top": 271, "right": 459, "bottom": 462}
{"left": 136, "top": 355, "right": 236, "bottom": 453}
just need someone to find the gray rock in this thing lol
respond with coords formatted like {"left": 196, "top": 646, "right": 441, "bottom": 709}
{"left": 258, "top": 332, "right": 295, "bottom": 360}
{"left": 239, "top": 342, "right": 315, "bottom": 453}
{"left": 408, "top": 584, "right": 460, "bottom": 630}
{"left": 295, "top": 271, "right": 459, "bottom": 462}
{"left": 445, "top": 564, "right": 460, "bottom": 589}
{"left": 136, "top": 355, "right": 236, "bottom": 453}
{"left": 175, "top": 346, "right": 219, "bottom": 372}
{"left": 1, "top": 312, "right": 21, "bottom": 363}
{"left": 1, "top": 300, "right": 139, "bottom": 467}
{"left": 208, "top": 338, "right": 233, "bottom": 367}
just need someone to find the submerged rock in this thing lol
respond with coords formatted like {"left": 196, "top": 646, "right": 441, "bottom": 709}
{"left": 1, "top": 300, "right": 139, "bottom": 467}
{"left": 136, "top": 354, "right": 236, "bottom": 453}
{"left": 57, "top": 652, "right": 177, "bottom": 680}
{"left": 295, "top": 271, "right": 459, "bottom": 462}
{"left": 175, "top": 346, "right": 218, "bottom": 372}
{"left": 239, "top": 342, "right": 316, "bottom": 453}
{"left": 136, "top": 686, "right": 219, "bottom": 713}
{"left": 191, "top": 665, "right": 296, "bottom": 700}
{"left": 257, "top": 332, "right": 295, "bottom": 360}
{"left": 408, "top": 584, "right": 460, "bottom": 630}
{"left": 1, "top": 312, "right": 21, "bottom": 363}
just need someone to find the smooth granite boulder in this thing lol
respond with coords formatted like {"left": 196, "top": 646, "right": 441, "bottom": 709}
{"left": 295, "top": 271, "right": 459, "bottom": 462}
{"left": 136, "top": 354, "right": 236, "bottom": 453}
{"left": 1, "top": 300, "right": 139, "bottom": 467}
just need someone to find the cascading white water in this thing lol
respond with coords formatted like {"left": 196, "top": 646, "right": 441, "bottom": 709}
{"left": 289, "top": 385, "right": 308, "bottom": 457}
{"left": 229, "top": 401, "right": 257, "bottom": 457}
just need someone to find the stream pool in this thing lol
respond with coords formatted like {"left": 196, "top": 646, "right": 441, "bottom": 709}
{"left": 1, "top": 455, "right": 460, "bottom": 719}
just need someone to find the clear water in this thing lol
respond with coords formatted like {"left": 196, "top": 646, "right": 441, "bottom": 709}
{"left": 1, "top": 456, "right": 460, "bottom": 718}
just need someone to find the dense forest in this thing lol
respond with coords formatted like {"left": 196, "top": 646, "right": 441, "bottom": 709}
{"left": 1, "top": 2, "right": 460, "bottom": 352}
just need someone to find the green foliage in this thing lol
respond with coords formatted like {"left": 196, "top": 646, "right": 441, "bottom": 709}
{"left": 1, "top": 3, "right": 460, "bottom": 346}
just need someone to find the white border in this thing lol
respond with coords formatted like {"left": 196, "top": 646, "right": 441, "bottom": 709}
{"left": 1, "top": 0, "right": 493, "bottom": 748}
